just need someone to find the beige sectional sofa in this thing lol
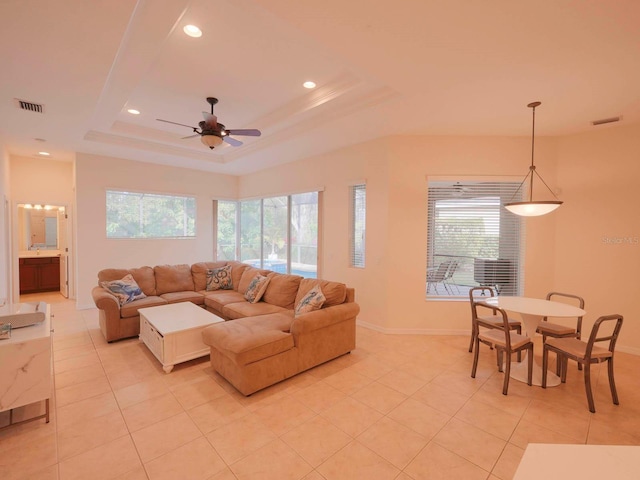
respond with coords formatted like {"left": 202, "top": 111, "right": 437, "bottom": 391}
{"left": 91, "top": 261, "right": 359, "bottom": 395}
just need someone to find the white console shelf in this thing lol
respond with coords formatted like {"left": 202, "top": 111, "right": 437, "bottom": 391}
{"left": 0, "top": 303, "right": 52, "bottom": 428}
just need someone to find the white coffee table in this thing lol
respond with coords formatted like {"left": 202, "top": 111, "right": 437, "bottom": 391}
{"left": 138, "top": 302, "right": 223, "bottom": 373}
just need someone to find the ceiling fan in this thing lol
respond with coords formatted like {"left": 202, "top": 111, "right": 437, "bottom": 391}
{"left": 157, "top": 97, "right": 261, "bottom": 149}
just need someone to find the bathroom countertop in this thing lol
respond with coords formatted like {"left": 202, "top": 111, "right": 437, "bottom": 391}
{"left": 18, "top": 251, "right": 61, "bottom": 258}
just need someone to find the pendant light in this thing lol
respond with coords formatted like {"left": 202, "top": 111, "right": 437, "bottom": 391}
{"left": 505, "top": 101, "right": 562, "bottom": 216}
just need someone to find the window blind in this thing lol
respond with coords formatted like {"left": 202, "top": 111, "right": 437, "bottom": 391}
{"left": 427, "top": 181, "right": 524, "bottom": 297}
{"left": 350, "top": 184, "right": 366, "bottom": 268}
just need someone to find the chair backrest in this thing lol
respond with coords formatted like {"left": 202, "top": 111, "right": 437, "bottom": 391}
{"left": 544, "top": 291, "right": 585, "bottom": 334}
{"left": 469, "top": 286, "right": 497, "bottom": 315}
{"left": 473, "top": 300, "right": 512, "bottom": 348}
{"left": 584, "top": 314, "right": 623, "bottom": 360}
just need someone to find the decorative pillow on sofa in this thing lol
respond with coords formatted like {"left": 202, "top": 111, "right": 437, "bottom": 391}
{"left": 244, "top": 274, "right": 270, "bottom": 303}
{"left": 294, "top": 284, "right": 326, "bottom": 316}
{"left": 100, "top": 274, "right": 147, "bottom": 306}
{"left": 206, "top": 265, "right": 233, "bottom": 291}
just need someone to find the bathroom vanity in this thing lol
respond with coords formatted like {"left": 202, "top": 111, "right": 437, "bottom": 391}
{"left": 19, "top": 255, "right": 60, "bottom": 294}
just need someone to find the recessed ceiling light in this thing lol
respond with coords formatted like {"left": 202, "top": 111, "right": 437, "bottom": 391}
{"left": 127, "top": 109, "right": 140, "bottom": 115}
{"left": 303, "top": 81, "right": 317, "bottom": 89}
{"left": 183, "top": 25, "right": 202, "bottom": 38}
{"left": 38, "top": 151, "right": 50, "bottom": 156}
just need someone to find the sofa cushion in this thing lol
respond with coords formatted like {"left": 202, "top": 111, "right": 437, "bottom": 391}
{"left": 237, "top": 267, "right": 273, "bottom": 294}
{"left": 244, "top": 274, "right": 271, "bottom": 303}
{"left": 294, "top": 285, "right": 326, "bottom": 316}
{"left": 98, "top": 266, "right": 156, "bottom": 296}
{"left": 295, "top": 279, "right": 347, "bottom": 308}
{"left": 206, "top": 265, "right": 233, "bottom": 291}
{"left": 204, "top": 291, "right": 247, "bottom": 312}
{"left": 191, "top": 261, "right": 227, "bottom": 291}
{"left": 262, "top": 273, "right": 302, "bottom": 309}
{"left": 202, "top": 313, "right": 294, "bottom": 365}
{"left": 100, "top": 274, "right": 147, "bottom": 306}
{"left": 120, "top": 296, "right": 167, "bottom": 318}
{"left": 154, "top": 264, "right": 194, "bottom": 295}
{"left": 222, "top": 301, "right": 292, "bottom": 320}
{"left": 160, "top": 291, "right": 205, "bottom": 305}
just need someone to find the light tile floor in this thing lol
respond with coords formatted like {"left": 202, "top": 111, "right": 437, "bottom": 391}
{"left": 2, "top": 293, "right": 640, "bottom": 480}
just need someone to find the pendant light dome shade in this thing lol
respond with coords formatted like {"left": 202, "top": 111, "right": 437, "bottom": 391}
{"left": 505, "top": 102, "right": 562, "bottom": 217}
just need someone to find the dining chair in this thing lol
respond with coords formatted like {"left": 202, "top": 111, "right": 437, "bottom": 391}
{"left": 468, "top": 287, "right": 522, "bottom": 355}
{"left": 536, "top": 292, "right": 585, "bottom": 373}
{"left": 542, "top": 314, "right": 623, "bottom": 413}
{"left": 471, "top": 301, "right": 533, "bottom": 395}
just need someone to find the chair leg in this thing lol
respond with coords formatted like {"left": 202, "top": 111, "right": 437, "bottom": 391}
{"left": 526, "top": 345, "right": 533, "bottom": 386}
{"left": 468, "top": 325, "right": 475, "bottom": 353}
{"left": 608, "top": 357, "right": 619, "bottom": 406}
{"left": 555, "top": 351, "right": 562, "bottom": 376}
{"left": 560, "top": 357, "right": 568, "bottom": 383}
{"left": 584, "top": 362, "right": 596, "bottom": 413}
{"left": 497, "top": 349, "right": 503, "bottom": 372}
{"left": 516, "top": 326, "right": 522, "bottom": 362}
{"left": 502, "top": 348, "right": 511, "bottom": 395}
{"left": 471, "top": 337, "right": 480, "bottom": 378}
{"left": 541, "top": 344, "right": 548, "bottom": 388}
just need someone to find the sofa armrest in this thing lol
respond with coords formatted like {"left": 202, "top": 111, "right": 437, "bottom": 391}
{"left": 92, "top": 286, "right": 121, "bottom": 318}
{"left": 290, "top": 302, "right": 360, "bottom": 336}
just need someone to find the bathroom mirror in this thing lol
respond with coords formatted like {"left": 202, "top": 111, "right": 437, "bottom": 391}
{"left": 17, "top": 204, "right": 65, "bottom": 251}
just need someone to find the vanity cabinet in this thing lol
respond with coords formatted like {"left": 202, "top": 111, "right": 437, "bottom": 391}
{"left": 19, "top": 257, "right": 60, "bottom": 294}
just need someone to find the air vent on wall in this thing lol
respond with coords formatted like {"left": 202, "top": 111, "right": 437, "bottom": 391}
{"left": 14, "top": 98, "right": 44, "bottom": 113}
{"left": 592, "top": 116, "right": 621, "bottom": 126}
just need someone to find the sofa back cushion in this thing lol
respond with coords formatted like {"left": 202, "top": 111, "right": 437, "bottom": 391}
{"left": 154, "top": 264, "right": 194, "bottom": 295}
{"left": 262, "top": 273, "right": 303, "bottom": 309}
{"left": 295, "top": 278, "right": 347, "bottom": 308}
{"left": 237, "top": 267, "right": 273, "bottom": 294}
{"left": 98, "top": 266, "right": 156, "bottom": 296}
{"left": 191, "top": 261, "right": 228, "bottom": 291}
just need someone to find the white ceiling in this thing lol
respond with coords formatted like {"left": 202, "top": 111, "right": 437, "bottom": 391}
{"left": 1, "top": 0, "right": 639, "bottom": 175}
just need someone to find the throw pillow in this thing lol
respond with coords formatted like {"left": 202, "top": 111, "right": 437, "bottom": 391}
{"left": 294, "top": 284, "right": 326, "bottom": 316}
{"left": 100, "top": 274, "right": 147, "bottom": 306}
{"left": 244, "top": 274, "right": 270, "bottom": 303}
{"left": 206, "top": 265, "right": 233, "bottom": 291}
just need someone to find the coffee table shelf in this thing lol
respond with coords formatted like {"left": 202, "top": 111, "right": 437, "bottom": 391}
{"left": 139, "top": 302, "right": 223, "bottom": 373}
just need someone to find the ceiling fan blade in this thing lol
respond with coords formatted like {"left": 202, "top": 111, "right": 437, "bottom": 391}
{"left": 181, "top": 133, "right": 200, "bottom": 139}
{"left": 225, "top": 128, "right": 261, "bottom": 137}
{"left": 157, "top": 118, "right": 197, "bottom": 129}
{"left": 223, "top": 136, "right": 243, "bottom": 147}
{"left": 202, "top": 112, "right": 218, "bottom": 128}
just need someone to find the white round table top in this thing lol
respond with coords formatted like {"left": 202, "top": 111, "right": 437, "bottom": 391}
{"left": 484, "top": 296, "right": 586, "bottom": 317}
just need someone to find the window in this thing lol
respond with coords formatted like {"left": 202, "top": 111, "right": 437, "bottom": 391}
{"left": 215, "top": 200, "right": 237, "bottom": 260}
{"left": 214, "top": 191, "right": 320, "bottom": 278}
{"left": 106, "top": 190, "right": 195, "bottom": 238}
{"left": 426, "top": 181, "right": 524, "bottom": 298}
{"left": 349, "top": 184, "right": 366, "bottom": 268}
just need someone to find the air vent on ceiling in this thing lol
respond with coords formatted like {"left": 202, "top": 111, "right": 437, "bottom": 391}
{"left": 14, "top": 98, "right": 44, "bottom": 113}
{"left": 592, "top": 116, "right": 621, "bottom": 126}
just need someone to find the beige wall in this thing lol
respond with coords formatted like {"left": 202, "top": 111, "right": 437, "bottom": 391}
{"left": 75, "top": 153, "right": 238, "bottom": 308}
{"left": 0, "top": 147, "right": 10, "bottom": 304}
{"left": 554, "top": 123, "right": 640, "bottom": 354}
{"left": 240, "top": 135, "right": 559, "bottom": 335}
{"left": 3, "top": 121, "right": 638, "bottom": 353}
{"left": 9, "top": 156, "right": 74, "bottom": 302}
{"left": 240, "top": 127, "right": 640, "bottom": 354}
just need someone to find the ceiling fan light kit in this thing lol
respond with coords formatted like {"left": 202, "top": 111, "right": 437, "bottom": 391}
{"left": 157, "top": 97, "right": 261, "bottom": 150}
{"left": 505, "top": 101, "right": 563, "bottom": 217}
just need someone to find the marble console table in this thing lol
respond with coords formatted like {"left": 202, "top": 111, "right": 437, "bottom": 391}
{"left": 0, "top": 303, "right": 52, "bottom": 428}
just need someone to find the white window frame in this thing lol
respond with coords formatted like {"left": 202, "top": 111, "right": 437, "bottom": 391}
{"left": 349, "top": 183, "right": 366, "bottom": 268}
{"left": 426, "top": 180, "right": 524, "bottom": 299}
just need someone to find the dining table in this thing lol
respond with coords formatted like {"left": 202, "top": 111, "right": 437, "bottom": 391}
{"left": 483, "top": 296, "right": 586, "bottom": 386}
